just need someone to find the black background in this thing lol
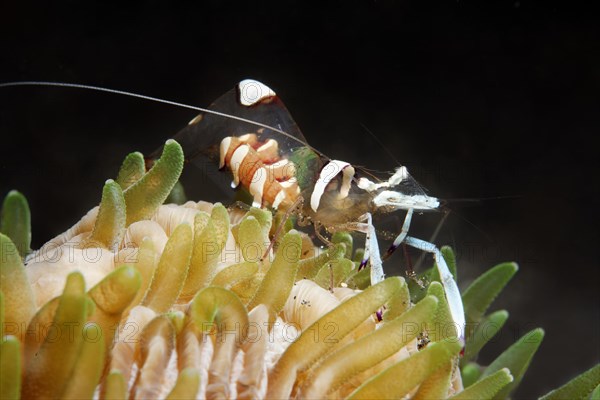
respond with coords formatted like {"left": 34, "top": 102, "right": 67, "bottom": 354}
{"left": 0, "top": 1, "right": 598, "bottom": 398}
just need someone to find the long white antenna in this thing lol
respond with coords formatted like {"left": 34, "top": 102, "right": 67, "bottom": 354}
{"left": 0, "top": 81, "right": 326, "bottom": 156}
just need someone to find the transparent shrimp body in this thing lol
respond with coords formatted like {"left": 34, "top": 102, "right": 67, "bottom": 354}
{"left": 159, "top": 79, "right": 465, "bottom": 340}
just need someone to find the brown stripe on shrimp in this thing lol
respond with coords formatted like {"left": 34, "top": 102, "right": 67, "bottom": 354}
{"left": 219, "top": 135, "right": 300, "bottom": 209}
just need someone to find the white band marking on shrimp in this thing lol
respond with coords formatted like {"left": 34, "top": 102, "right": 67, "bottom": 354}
{"left": 239, "top": 133, "right": 257, "bottom": 143}
{"left": 249, "top": 167, "right": 268, "bottom": 208}
{"left": 337, "top": 164, "right": 355, "bottom": 200}
{"left": 257, "top": 139, "right": 279, "bottom": 160}
{"left": 310, "top": 160, "right": 353, "bottom": 212}
{"left": 230, "top": 145, "right": 250, "bottom": 187}
{"left": 373, "top": 190, "right": 440, "bottom": 211}
{"left": 188, "top": 113, "right": 203, "bottom": 125}
{"left": 279, "top": 180, "right": 295, "bottom": 188}
{"left": 238, "top": 79, "right": 277, "bottom": 106}
{"left": 219, "top": 137, "right": 232, "bottom": 169}
{"left": 272, "top": 190, "right": 287, "bottom": 209}
{"left": 357, "top": 166, "right": 409, "bottom": 192}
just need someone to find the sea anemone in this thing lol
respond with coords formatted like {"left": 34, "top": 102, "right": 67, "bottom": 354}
{"left": 1, "top": 140, "right": 598, "bottom": 399}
